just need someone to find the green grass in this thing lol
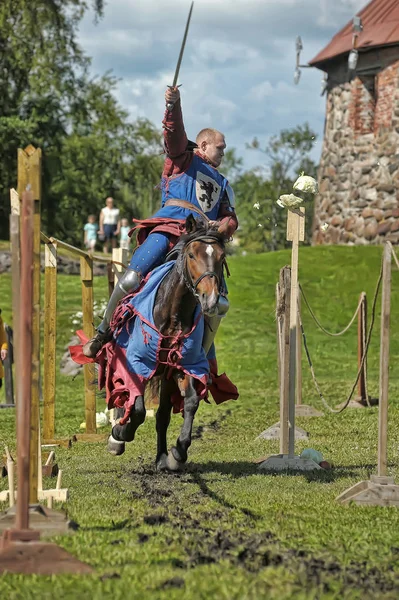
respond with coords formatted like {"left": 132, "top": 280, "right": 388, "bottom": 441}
{"left": 1, "top": 245, "right": 399, "bottom": 599}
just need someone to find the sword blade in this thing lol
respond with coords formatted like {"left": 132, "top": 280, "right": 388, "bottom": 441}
{"left": 172, "top": 1, "right": 194, "bottom": 87}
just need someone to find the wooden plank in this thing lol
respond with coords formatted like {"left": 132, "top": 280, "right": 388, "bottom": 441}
{"left": 43, "top": 243, "right": 57, "bottom": 441}
{"left": 279, "top": 266, "right": 290, "bottom": 455}
{"left": 287, "top": 208, "right": 304, "bottom": 458}
{"left": 112, "top": 247, "right": 129, "bottom": 285}
{"left": 9, "top": 189, "right": 20, "bottom": 404}
{"left": 378, "top": 243, "right": 391, "bottom": 477}
{"left": 80, "top": 256, "right": 96, "bottom": 434}
{"left": 18, "top": 146, "right": 42, "bottom": 505}
{"left": 296, "top": 291, "right": 302, "bottom": 406}
{"left": 357, "top": 292, "right": 367, "bottom": 402}
{"left": 15, "top": 189, "right": 35, "bottom": 530}
{"left": 286, "top": 206, "right": 305, "bottom": 242}
{"left": 3, "top": 325, "right": 14, "bottom": 405}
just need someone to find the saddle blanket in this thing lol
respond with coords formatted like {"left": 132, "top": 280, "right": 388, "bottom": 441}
{"left": 70, "top": 261, "right": 238, "bottom": 423}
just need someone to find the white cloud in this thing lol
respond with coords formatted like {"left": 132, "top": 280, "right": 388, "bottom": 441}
{"left": 78, "top": 0, "right": 369, "bottom": 169}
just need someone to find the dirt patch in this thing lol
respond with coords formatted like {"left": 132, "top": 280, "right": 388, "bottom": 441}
{"left": 127, "top": 465, "right": 398, "bottom": 596}
{"left": 159, "top": 576, "right": 185, "bottom": 589}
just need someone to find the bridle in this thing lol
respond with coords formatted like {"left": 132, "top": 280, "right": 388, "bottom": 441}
{"left": 182, "top": 235, "right": 225, "bottom": 299}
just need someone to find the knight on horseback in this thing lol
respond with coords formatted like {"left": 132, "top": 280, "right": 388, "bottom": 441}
{"left": 82, "top": 86, "right": 238, "bottom": 367}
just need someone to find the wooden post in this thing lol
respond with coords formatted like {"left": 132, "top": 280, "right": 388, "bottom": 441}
{"left": 9, "top": 189, "right": 20, "bottom": 404}
{"left": 278, "top": 267, "right": 291, "bottom": 454}
{"left": 80, "top": 255, "right": 96, "bottom": 434}
{"left": 43, "top": 242, "right": 57, "bottom": 441}
{"left": 276, "top": 283, "right": 281, "bottom": 399}
{"left": 357, "top": 292, "right": 367, "bottom": 403}
{"left": 286, "top": 207, "right": 305, "bottom": 458}
{"left": 112, "top": 247, "right": 129, "bottom": 285}
{"left": 16, "top": 190, "right": 36, "bottom": 533}
{"left": 3, "top": 326, "right": 14, "bottom": 406}
{"left": 296, "top": 291, "right": 302, "bottom": 406}
{"left": 107, "top": 262, "right": 114, "bottom": 298}
{"left": 17, "top": 145, "right": 42, "bottom": 505}
{"left": 378, "top": 243, "right": 391, "bottom": 477}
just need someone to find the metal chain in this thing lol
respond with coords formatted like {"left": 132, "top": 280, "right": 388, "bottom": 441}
{"left": 299, "top": 284, "right": 363, "bottom": 337}
{"left": 298, "top": 254, "right": 383, "bottom": 414}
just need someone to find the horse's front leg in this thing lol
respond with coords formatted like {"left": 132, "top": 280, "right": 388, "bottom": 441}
{"left": 167, "top": 375, "right": 200, "bottom": 471}
{"left": 155, "top": 377, "right": 174, "bottom": 471}
{"left": 107, "top": 395, "right": 146, "bottom": 456}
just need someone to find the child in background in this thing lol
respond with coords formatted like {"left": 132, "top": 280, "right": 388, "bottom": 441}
{"left": 119, "top": 218, "right": 131, "bottom": 250}
{"left": 0, "top": 309, "right": 8, "bottom": 389}
{"left": 84, "top": 215, "right": 99, "bottom": 252}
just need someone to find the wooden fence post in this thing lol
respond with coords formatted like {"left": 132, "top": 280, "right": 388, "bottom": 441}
{"left": 111, "top": 247, "right": 129, "bottom": 285}
{"left": 357, "top": 291, "right": 367, "bottom": 403}
{"left": 43, "top": 242, "right": 57, "bottom": 441}
{"left": 3, "top": 326, "right": 14, "bottom": 406}
{"left": 378, "top": 243, "right": 391, "bottom": 477}
{"left": 17, "top": 145, "right": 42, "bottom": 505}
{"left": 279, "top": 267, "right": 291, "bottom": 455}
{"left": 80, "top": 255, "right": 96, "bottom": 434}
{"left": 296, "top": 291, "right": 302, "bottom": 407}
{"left": 286, "top": 208, "right": 304, "bottom": 457}
{"left": 9, "top": 189, "right": 20, "bottom": 405}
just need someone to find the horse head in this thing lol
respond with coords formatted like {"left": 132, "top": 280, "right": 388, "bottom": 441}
{"left": 180, "top": 215, "right": 226, "bottom": 316}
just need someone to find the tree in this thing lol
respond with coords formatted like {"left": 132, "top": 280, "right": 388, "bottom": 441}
{"left": 239, "top": 123, "right": 318, "bottom": 251}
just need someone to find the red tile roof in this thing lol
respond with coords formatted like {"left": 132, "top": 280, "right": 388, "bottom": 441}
{"left": 309, "top": 0, "right": 399, "bottom": 67}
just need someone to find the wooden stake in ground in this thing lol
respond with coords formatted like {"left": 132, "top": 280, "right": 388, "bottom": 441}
{"left": 43, "top": 241, "right": 57, "bottom": 441}
{"left": 17, "top": 145, "right": 42, "bottom": 505}
{"left": 0, "top": 189, "right": 93, "bottom": 574}
{"left": 286, "top": 207, "right": 305, "bottom": 457}
{"left": 258, "top": 207, "right": 320, "bottom": 472}
{"left": 337, "top": 242, "right": 399, "bottom": 505}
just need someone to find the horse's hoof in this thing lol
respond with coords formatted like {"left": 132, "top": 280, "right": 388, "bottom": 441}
{"left": 156, "top": 454, "right": 168, "bottom": 472}
{"left": 166, "top": 448, "right": 183, "bottom": 472}
{"left": 107, "top": 435, "right": 125, "bottom": 456}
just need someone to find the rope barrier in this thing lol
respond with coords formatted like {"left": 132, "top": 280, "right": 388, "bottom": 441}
{"left": 298, "top": 252, "right": 384, "bottom": 414}
{"left": 299, "top": 284, "right": 363, "bottom": 337}
{"left": 387, "top": 241, "right": 399, "bottom": 271}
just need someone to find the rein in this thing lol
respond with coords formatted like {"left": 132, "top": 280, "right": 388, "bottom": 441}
{"left": 182, "top": 235, "right": 225, "bottom": 298}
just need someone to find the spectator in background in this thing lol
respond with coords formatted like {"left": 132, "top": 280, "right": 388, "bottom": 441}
{"left": 119, "top": 218, "right": 131, "bottom": 250}
{"left": 99, "top": 197, "right": 120, "bottom": 254}
{"left": 83, "top": 214, "right": 98, "bottom": 252}
{"left": 0, "top": 309, "right": 8, "bottom": 389}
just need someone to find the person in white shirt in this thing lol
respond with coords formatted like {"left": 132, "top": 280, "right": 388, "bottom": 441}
{"left": 98, "top": 197, "right": 120, "bottom": 254}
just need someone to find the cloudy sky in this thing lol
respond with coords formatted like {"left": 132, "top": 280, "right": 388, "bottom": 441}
{"left": 78, "top": 0, "right": 366, "bottom": 171}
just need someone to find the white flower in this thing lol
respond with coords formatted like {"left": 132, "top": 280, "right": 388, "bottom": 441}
{"left": 276, "top": 194, "right": 303, "bottom": 209}
{"left": 321, "top": 222, "right": 329, "bottom": 232}
{"left": 253, "top": 202, "right": 260, "bottom": 210}
{"left": 293, "top": 174, "right": 318, "bottom": 195}
{"left": 257, "top": 223, "right": 263, "bottom": 228}
{"left": 72, "top": 319, "right": 80, "bottom": 325}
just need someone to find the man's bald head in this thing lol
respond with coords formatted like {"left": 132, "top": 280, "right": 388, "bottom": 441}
{"left": 195, "top": 128, "right": 226, "bottom": 168}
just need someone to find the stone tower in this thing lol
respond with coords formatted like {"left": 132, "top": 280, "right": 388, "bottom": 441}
{"left": 311, "top": 0, "right": 399, "bottom": 245}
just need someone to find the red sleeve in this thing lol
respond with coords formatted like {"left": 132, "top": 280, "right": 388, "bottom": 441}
{"left": 162, "top": 99, "right": 192, "bottom": 176}
{"left": 216, "top": 196, "right": 238, "bottom": 239}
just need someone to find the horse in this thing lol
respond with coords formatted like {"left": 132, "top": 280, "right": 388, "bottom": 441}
{"left": 107, "top": 214, "right": 228, "bottom": 472}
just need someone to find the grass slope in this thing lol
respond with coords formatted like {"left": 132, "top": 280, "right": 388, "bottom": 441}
{"left": 1, "top": 245, "right": 399, "bottom": 599}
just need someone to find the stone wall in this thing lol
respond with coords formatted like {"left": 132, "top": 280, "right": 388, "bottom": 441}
{"left": 313, "top": 59, "right": 399, "bottom": 245}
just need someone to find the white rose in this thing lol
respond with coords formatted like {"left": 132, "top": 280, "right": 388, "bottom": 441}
{"left": 293, "top": 174, "right": 318, "bottom": 195}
